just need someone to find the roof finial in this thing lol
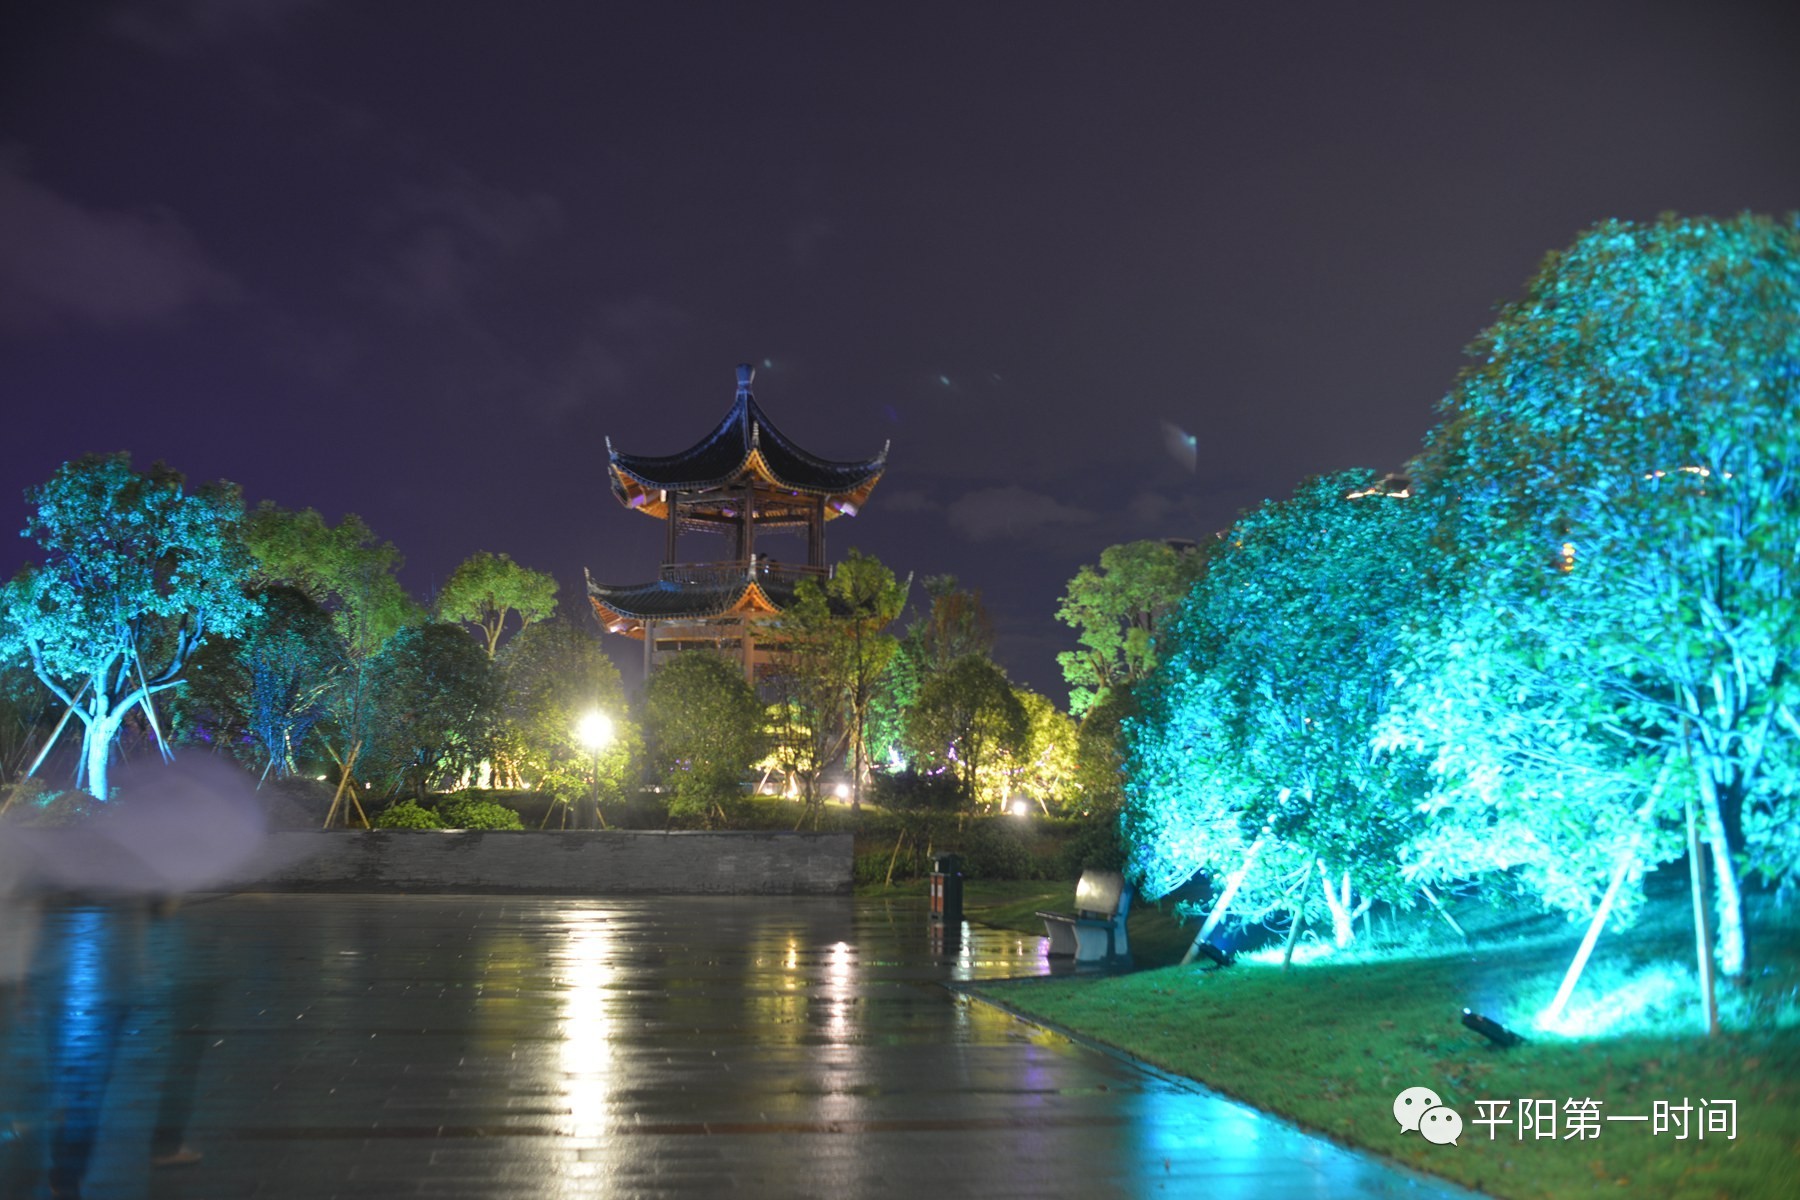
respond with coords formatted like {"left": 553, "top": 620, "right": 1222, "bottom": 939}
{"left": 736, "top": 362, "right": 755, "bottom": 397}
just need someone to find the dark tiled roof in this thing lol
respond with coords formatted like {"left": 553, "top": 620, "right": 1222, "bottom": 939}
{"left": 586, "top": 575, "right": 800, "bottom": 621}
{"left": 608, "top": 366, "right": 887, "bottom": 498}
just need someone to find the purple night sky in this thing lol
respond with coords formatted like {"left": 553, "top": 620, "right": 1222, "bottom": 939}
{"left": 4, "top": 1, "right": 1798, "bottom": 698}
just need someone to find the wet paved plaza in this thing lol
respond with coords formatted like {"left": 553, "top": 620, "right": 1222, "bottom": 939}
{"left": 1, "top": 895, "right": 1478, "bottom": 1198}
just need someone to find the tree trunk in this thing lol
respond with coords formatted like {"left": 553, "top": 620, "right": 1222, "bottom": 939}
{"left": 1318, "top": 862, "right": 1359, "bottom": 949}
{"left": 83, "top": 713, "right": 117, "bottom": 801}
{"left": 1281, "top": 900, "right": 1307, "bottom": 970}
{"left": 884, "top": 828, "right": 908, "bottom": 888}
{"left": 1694, "top": 766, "right": 1747, "bottom": 977}
{"left": 851, "top": 709, "right": 865, "bottom": 814}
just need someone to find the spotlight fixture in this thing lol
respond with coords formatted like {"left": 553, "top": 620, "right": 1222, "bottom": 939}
{"left": 1193, "top": 940, "right": 1234, "bottom": 969}
{"left": 1462, "top": 1008, "right": 1524, "bottom": 1048}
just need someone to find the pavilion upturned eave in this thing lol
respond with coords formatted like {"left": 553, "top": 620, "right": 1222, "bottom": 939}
{"left": 585, "top": 573, "right": 789, "bottom": 640}
{"left": 605, "top": 366, "right": 886, "bottom": 521}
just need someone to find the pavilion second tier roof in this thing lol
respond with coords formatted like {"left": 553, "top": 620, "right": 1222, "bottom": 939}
{"left": 607, "top": 363, "right": 887, "bottom": 520}
{"left": 585, "top": 569, "right": 799, "bottom": 638}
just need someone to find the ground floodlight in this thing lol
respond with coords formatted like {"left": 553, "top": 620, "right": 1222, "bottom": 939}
{"left": 1193, "top": 940, "right": 1234, "bottom": 969}
{"left": 1462, "top": 1008, "right": 1524, "bottom": 1048}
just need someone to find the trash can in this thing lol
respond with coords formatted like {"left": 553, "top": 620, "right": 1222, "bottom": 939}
{"left": 929, "top": 854, "right": 963, "bottom": 928}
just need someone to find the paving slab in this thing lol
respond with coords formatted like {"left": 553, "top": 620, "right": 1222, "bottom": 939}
{"left": 0, "top": 894, "right": 1480, "bottom": 1199}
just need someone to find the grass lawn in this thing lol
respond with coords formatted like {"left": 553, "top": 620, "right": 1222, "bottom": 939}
{"left": 960, "top": 884, "right": 1799, "bottom": 1200}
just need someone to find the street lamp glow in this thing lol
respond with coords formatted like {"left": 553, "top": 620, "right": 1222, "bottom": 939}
{"left": 578, "top": 711, "right": 614, "bottom": 750}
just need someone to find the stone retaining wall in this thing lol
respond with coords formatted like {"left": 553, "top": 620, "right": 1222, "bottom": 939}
{"left": 222, "top": 830, "right": 852, "bottom": 895}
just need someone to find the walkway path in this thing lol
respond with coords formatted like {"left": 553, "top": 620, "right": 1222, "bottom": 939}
{"left": 2, "top": 895, "right": 1480, "bottom": 1198}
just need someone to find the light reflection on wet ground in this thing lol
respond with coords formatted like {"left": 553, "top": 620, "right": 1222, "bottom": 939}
{"left": 0, "top": 895, "right": 1479, "bottom": 1198}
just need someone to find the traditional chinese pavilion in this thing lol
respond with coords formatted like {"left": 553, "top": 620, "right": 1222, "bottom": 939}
{"left": 587, "top": 363, "right": 888, "bottom": 681}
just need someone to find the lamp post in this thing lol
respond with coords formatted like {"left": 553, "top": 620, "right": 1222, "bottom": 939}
{"left": 576, "top": 711, "right": 614, "bottom": 830}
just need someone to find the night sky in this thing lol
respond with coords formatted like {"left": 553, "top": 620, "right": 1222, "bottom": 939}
{"left": 5, "top": 1, "right": 1799, "bottom": 699}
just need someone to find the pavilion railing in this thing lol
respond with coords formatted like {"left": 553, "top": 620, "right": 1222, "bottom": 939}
{"left": 659, "top": 560, "right": 830, "bottom": 588}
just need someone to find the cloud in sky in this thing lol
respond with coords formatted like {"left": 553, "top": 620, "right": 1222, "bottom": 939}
{"left": 0, "top": 154, "right": 239, "bottom": 332}
{"left": 944, "top": 485, "right": 1094, "bottom": 543}
{"left": 539, "top": 295, "right": 691, "bottom": 421}
{"left": 879, "top": 488, "right": 942, "bottom": 515}
{"left": 363, "top": 175, "right": 563, "bottom": 321}
{"left": 108, "top": 0, "right": 323, "bottom": 53}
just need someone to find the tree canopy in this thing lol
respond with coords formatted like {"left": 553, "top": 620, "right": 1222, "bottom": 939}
{"left": 174, "top": 584, "right": 340, "bottom": 781}
{"left": 770, "top": 549, "right": 908, "bottom": 816}
{"left": 436, "top": 551, "right": 558, "bottom": 658}
{"left": 644, "top": 651, "right": 764, "bottom": 824}
{"left": 242, "top": 504, "right": 421, "bottom": 821}
{"left": 0, "top": 454, "right": 257, "bottom": 799}
{"left": 1395, "top": 213, "right": 1800, "bottom": 976}
{"left": 1124, "top": 471, "right": 1436, "bottom": 947}
{"left": 365, "top": 622, "right": 499, "bottom": 800}
{"left": 1057, "top": 538, "right": 1209, "bottom": 718}
{"left": 497, "top": 618, "right": 637, "bottom": 819}
{"left": 905, "top": 653, "right": 1027, "bottom": 812}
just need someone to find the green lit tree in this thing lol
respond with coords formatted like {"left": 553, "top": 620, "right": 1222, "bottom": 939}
{"left": 863, "top": 635, "right": 923, "bottom": 772}
{"left": 1056, "top": 538, "right": 1210, "bottom": 718}
{"left": 865, "top": 574, "right": 990, "bottom": 774}
{"left": 771, "top": 550, "right": 908, "bottom": 818}
{"left": 1009, "top": 688, "right": 1079, "bottom": 812}
{"left": 243, "top": 504, "right": 422, "bottom": 824}
{"left": 644, "top": 651, "right": 763, "bottom": 825}
{"left": 905, "top": 653, "right": 1027, "bottom": 813}
{"left": 436, "top": 551, "right": 558, "bottom": 659}
{"left": 0, "top": 455, "right": 257, "bottom": 800}
{"left": 1072, "top": 685, "right": 1137, "bottom": 817}
{"left": 1399, "top": 213, "right": 1800, "bottom": 977}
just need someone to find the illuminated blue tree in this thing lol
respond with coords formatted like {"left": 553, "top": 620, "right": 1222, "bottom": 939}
{"left": 0, "top": 455, "right": 257, "bottom": 800}
{"left": 172, "top": 584, "right": 341, "bottom": 781}
{"left": 1401, "top": 214, "right": 1800, "bottom": 978}
{"left": 1123, "top": 471, "right": 1435, "bottom": 947}
{"left": 238, "top": 587, "right": 341, "bottom": 779}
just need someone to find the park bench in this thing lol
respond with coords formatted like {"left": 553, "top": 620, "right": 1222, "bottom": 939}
{"left": 1036, "top": 869, "right": 1132, "bottom": 963}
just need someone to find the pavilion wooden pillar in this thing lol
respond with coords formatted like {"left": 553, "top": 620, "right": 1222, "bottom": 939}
{"left": 665, "top": 490, "right": 680, "bottom": 566}
{"left": 808, "top": 495, "right": 826, "bottom": 568}
{"left": 740, "top": 484, "right": 756, "bottom": 568}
